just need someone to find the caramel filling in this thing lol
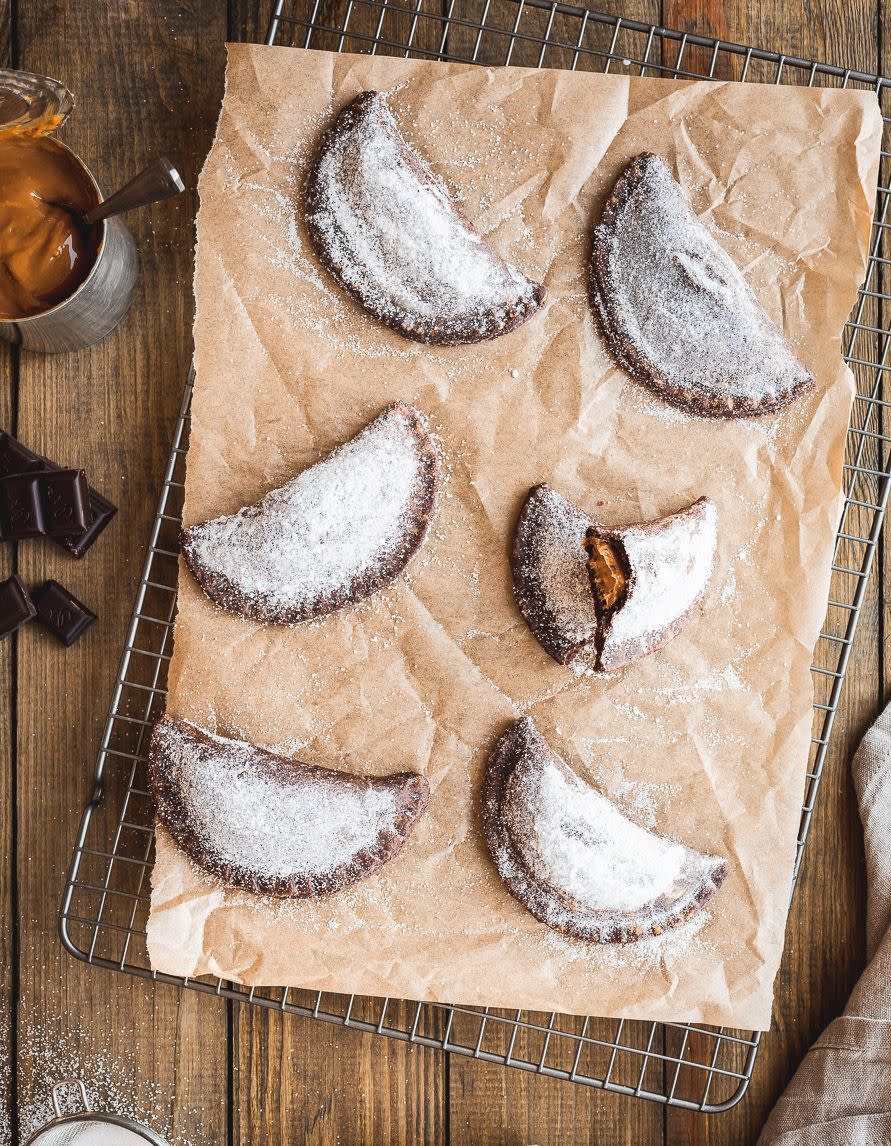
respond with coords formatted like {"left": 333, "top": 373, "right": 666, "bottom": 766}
{"left": 0, "top": 135, "right": 100, "bottom": 319}
{"left": 584, "top": 533, "right": 626, "bottom": 612}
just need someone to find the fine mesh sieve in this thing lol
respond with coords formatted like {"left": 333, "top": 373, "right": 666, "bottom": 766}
{"left": 24, "top": 1082, "right": 171, "bottom": 1146}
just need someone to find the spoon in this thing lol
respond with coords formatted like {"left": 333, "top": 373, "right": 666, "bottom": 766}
{"left": 82, "top": 156, "right": 185, "bottom": 225}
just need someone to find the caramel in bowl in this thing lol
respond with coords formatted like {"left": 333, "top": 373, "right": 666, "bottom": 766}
{"left": 0, "top": 133, "right": 101, "bottom": 319}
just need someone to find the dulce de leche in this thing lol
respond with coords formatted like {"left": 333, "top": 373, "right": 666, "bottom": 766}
{"left": 0, "top": 134, "right": 100, "bottom": 319}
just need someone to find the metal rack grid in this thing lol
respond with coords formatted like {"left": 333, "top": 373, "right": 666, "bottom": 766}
{"left": 59, "top": 0, "right": 891, "bottom": 1114}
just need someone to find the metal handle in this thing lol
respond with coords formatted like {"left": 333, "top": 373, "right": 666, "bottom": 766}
{"left": 51, "top": 1079, "right": 91, "bottom": 1117}
{"left": 83, "top": 156, "right": 185, "bottom": 225}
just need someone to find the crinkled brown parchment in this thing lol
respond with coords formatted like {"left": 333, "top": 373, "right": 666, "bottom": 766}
{"left": 147, "top": 43, "right": 882, "bottom": 1030}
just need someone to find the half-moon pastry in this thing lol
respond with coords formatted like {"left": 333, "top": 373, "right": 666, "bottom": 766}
{"left": 305, "top": 90, "right": 546, "bottom": 345}
{"left": 589, "top": 152, "right": 814, "bottom": 418}
{"left": 510, "top": 483, "right": 599, "bottom": 666}
{"left": 482, "top": 717, "right": 728, "bottom": 943}
{"left": 511, "top": 484, "right": 717, "bottom": 671}
{"left": 181, "top": 402, "right": 438, "bottom": 625}
{"left": 148, "top": 715, "right": 430, "bottom": 898}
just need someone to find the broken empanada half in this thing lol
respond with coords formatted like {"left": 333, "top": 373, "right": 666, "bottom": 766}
{"left": 511, "top": 484, "right": 717, "bottom": 671}
{"left": 181, "top": 402, "right": 438, "bottom": 625}
{"left": 149, "top": 716, "right": 430, "bottom": 898}
{"left": 589, "top": 152, "right": 813, "bottom": 418}
{"left": 482, "top": 717, "right": 728, "bottom": 943}
{"left": 305, "top": 90, "right": 546, "bottom": 346}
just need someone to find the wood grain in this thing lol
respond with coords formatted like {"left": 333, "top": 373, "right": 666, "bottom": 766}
{"left": 225, "top": 4, "right": 448, "bottom": 1142}
{"left": 0, "top": 2, "right": 882, "bottom": 1143}
{"left": 662, "top": 3, "right": 879, "bottom": 1144}
{"left": 0, "top": 6, "right": 15, "bottom": 1141}
{"left": 10, "top": 1, "right": 230, "bottom": 1137}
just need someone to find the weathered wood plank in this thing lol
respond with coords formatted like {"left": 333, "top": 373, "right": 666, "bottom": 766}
{"left": 12, "top": 1, "right": 231, "bottom": 1137}
{"left": 0, "top": 5, "right": 15, "bottom": 1140}
{"left": 662, "top": 2, "right": 880, "bottom": 1144}
{"left": 443, "top": 0, "right": 666, "bottom": 1141}
{"left": 226, "top": 3, "right": 447, "bottom": 1142}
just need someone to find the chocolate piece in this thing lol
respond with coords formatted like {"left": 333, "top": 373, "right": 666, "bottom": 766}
{"left": 0, "top": 433, "right": 42, "bottom": 477}
{"left": 0, "top": 472, "right": 46, "bottom": 538}
{"left": 39, "top": 469, "right": 91, "bottom": 536}
{"left": 0, "top": 468, "right": 92, "bottom": 540}
{"left": 0, "top": 429, "right": 116, "bottom": 556}
{"left": 63, "top": 489, "right": 117, "bottom": 558}
{"left": 0, "top": 574, "right": 36, "bottom": 637}
{"left": 32, "top": 579, "right": 97, "bottom": 646}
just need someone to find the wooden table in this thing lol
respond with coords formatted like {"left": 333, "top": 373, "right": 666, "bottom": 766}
{"left": 0, "top": 1, "right": 884, "bottom": 1141}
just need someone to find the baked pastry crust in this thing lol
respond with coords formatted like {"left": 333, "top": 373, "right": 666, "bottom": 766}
{"left": 149, "top": 715, "right": 430, "bottom": 898}
{"left": 511, "top": 483, "right": 599, "bottom": 666}
{"left": 305, "top": 90, "right": 546, "bottom": 345}
{"left": 181, "top": 401, "right": 438, "bottom": 625}
{"left": 586, "top": 496, "right": 717, "bottom": 671}
{"left": 590, "top": 152, "right": 814, "bottom": 418}
{"left": 482, "top": 717, "right": 728, "bottom": 943}
{"left": 511, "top": 484, "right": 717, "bottom": 671}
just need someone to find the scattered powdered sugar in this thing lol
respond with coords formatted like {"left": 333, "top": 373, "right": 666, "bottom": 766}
{"left": 18, "top": 1008, "right": 207, "bottom": 1145}
{"left": 184, "top": 404, "right": 432, "bottom": 616}
{"left": 540, "top": 900, "right": 711, "bottom": 972}
{"left": 306, "top": 92, "right": 542, "bottom": 341}
{"left": 594, "top": 153, "right": 811, "bottom": 408}
{"left": 0, "top": 1013, "right": 8, "bottom": 1146}
{"left": 505, "top": 751, "right": 687, "bottom": 913}
{"left": 653, "top": 662, "right": 745, "bottom": 700}
{"left": 604, "top": 498, "right": 718, "bottom": 655}
{"left": 153, "top": 719, "right": 401, "bottom": 883}
{"left": 267, "top": 735, "right": 311, "bottom": 756}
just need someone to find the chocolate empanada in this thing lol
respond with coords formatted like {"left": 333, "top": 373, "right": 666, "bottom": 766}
{"left": 511, "top": 484, "right": 717, "bottom": 671}
{"left": 590, "top": 152, "right": 813, "bottom": 418}
{"left": 483, "top": 717, "right": 728, "bottom": 943}
{"left": 181, "top": 402, "right": 438, "bottom": 625}
{"left": 306, "top": 91, "right": 546, "bottom": 345}
{"left": 149, "top": 716, "right": 430, "bottom": 898}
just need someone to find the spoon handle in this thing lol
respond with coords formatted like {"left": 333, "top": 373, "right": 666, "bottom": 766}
{"left": 83, "top": 156, "right": 185, "bottom": 225}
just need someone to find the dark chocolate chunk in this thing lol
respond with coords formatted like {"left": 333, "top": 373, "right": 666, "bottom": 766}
{"left": 32, "top": 579, "right": 97, "bottom": 646}
{"left": 0, "top": 469, "right": 93, "bottom": 540}
{"left": 0, "top": 429, "right": 116, "bottom": 556}
{"left": 0, "top": 574, "right": 36, "bottom": 637}
{"left": 0, "top": 432, "right": 43, "bottom": 477}
{"left": 39, "top": 469, "right": 91, "bottom": 537}
{"left": 0, "top": 472, "right": 46, "bottom": 538}
{"left": 63, "top": 489, "right": 117, "bottom": 558}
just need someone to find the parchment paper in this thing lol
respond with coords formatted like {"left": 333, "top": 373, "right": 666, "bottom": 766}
{"left": 147, "top": 42, "right": 882, "bottom": 1030}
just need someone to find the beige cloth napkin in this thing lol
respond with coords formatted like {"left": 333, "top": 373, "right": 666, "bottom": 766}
{"left": 758, "top": 700, "right": 891, "bottom": 1145}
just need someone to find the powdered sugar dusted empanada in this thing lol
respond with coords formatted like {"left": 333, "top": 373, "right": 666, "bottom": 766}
{"left": 482, "top": 717, "right": 727, "bottom": 943}
{"left": 590, "top": 152, "right": 813, "bottom": 418}
{"left": 510, "top": 484, "right": 599, "bottom": 666}
{"left": 305, "top": 91, "right": 546, "bottom": 345}
{"left": 585, "top": 496, "right": 718, "bottom": 671}
{"left": 149, "top": 716, "right": 429, "bottom": 898}
{"left": 181, "top": 402, "right": 438, "bottom": 625}
{"left": 511, "top": 484, "right": 717, "bottom": 671}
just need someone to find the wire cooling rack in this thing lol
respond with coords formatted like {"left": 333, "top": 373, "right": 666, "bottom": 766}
{"left": 59, "top": 0, "right": 891, "bottom": 1115}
